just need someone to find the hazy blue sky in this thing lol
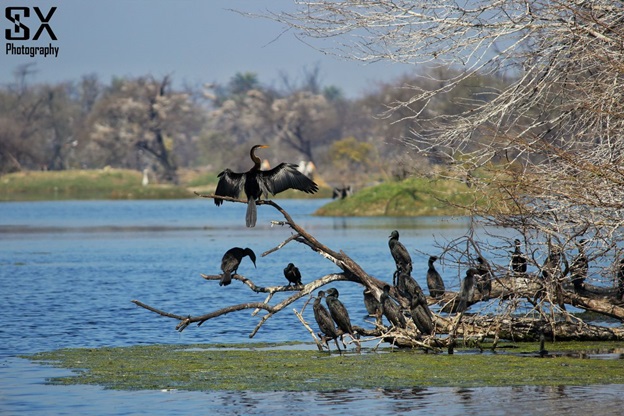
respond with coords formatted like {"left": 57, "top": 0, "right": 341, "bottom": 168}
{"left": 1, "top": 0, "right": 414, "bottom": 97}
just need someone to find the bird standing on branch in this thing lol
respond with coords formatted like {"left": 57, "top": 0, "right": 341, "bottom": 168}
{"left": 388, "top": 230, "right": 412, "bottom": 284}
{"left": 325, "top": 288, "right": 356, "bottom": 339}
{"left": 214, "top": 144, "right": 319, "bottom": 227}
{"left": 313, "top": 290, "right": 342, "bottom": 351}
{"left": 283, "top": 262, "right": 303, "bottom": 286}
{"left": 380, "top": 284, "right": 407, "bottom": 329}
{"left": 219, "top": 247, "right": 257, "bottom": 286}
{"left": 511, "top": 239, "right": 527, "bottom": 274}
{"left": 426, "top": 255, "right": 445, "bottom": 298}
{"left": 457, "top": 268, "right": 477, "bottom": 312}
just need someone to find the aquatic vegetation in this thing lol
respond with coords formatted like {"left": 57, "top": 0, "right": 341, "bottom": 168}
{"left": 25, "top": 342, "right": 624, "bottom": 392}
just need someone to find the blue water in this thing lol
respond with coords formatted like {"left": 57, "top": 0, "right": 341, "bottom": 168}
{"left": 1, "top": 199, "right": 622, "bottom": 415}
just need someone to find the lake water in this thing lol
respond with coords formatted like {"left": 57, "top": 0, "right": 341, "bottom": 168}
{"left": 1, "top": 199, "right": 622, "bottom": 415}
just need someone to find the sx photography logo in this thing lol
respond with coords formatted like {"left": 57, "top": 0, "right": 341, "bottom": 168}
{"left": 4, "top": 6, "right": 59, "bottom": 58}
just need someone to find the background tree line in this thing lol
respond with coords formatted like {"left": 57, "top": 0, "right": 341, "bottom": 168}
{"left": 0, "top": 62, "right": 510, "bottom": 187}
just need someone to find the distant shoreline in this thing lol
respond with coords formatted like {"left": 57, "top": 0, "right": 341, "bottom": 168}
{"left": 0, "top": 169, "right": 488, "bottom": 217}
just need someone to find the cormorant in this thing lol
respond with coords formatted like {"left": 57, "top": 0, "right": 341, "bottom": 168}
{"left": 380, "top": 285, "right": 407, "bottom": 329}
{"left": 541, "top": 246, "right": 562, "bottom": 281}
{"left": 388, "top": 230, "right": 412, "bottom": 283}
{"left": 511, "top": 239, "right": 527, "bottom": 274}
{"left": 540, "top": 245, "right": 567, "bottom": 311}
{"left": 325, "top": 288, "right": 356, "bottom": 339}
{"left": 396, "top": 271, "right": 427, "bottom": 307}
{"left": 363, "top": 288, "right": 382, "bottom": 322}
{"left": 569, "top": 239, "right": 588, "bottom": 292}
{"left": 457, "top": 268, "right": 478, "bottom": 312}
{"left": 313, "top": 291, "right": 341, "bottom": 351}
{"left": 426, "top": 256, "right": 445, "bottom": 298}
{"left": 214, "top": 144, "right": 319, "bottom": 227}
{"left": 475, "top": 256, "right": 492, "bottom": 298}
{"left": 283, "top": 263, "right": 303, "bottom": 286}
{"left": 220, "top": 247, "right": 257, "bottom": 286}
{"left": 410, "top": 296, "right": 434, "bottom": 335}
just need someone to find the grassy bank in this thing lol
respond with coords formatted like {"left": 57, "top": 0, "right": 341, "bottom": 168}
{"left": 315, "top": 177, "right": 487, "bottom": 217}
{"left": 0, "top": 169, "right": 193, "bottom": 201}
{"left": 0, "top": 169, "right": 334, "bottom": 201}
{"left": 25, "top": 341, "right": 624, "bottom": 391}
{"left": 1, "top": 170, "right": 482, "bottom": 216}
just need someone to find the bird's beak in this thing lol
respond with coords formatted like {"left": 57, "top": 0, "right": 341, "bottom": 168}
{"left": 259, "top": 144, "right": 269, "bottom": 149}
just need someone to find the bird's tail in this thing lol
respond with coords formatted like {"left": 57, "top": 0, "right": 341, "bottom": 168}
{"left": 220, "top": 271, "right": 232, "bottom": 286}
{"left": 246, "top": 199, "right": 257, "bottom": 228}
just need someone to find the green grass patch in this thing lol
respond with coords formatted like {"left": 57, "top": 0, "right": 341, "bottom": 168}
{"left": 0, "top": 169, "right": 193, "bottom": 201}
{"left": 24, "top": 341, "right": 624, "bottom": 392}
{"left": 315, "top": 177, "right": 489, "bottom": 217}
{"left": 0, "top": 169, "right": 332, "bottom": 201}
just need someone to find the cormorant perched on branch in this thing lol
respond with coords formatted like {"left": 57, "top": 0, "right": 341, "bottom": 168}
{"left": 569, "top": 239, "right": 588, "bottom": 292}
{"left": 380, "top": 285, "right": 407, "bottom": 329}
{"left": 541, "top": 246, "right": 562, "bottom": 281}
{"left": 426, "top": 256, "right": 445, "bottom": 298}
{"left": 283, "top": 263, "right": 302, "bottom": 286}
{"left": 410, "top": 296, "right": 434, "bottom": 335}
{"left": 363, "top": 289, "right": 382, "bottom": 318}
{"left": 219, "top": 247, "right": 256, "bottom": 286}
{"left": 325, "top": 288, "right": 356, "bottom": 340}
{"left": 388, "top": 230, "right": 412, "bottom": 283}
{"left": 511, "top": 239, "right": 527, "bottom": 274}
{"left": 396, "top": 271, "right": 427, "bottom": 307}
{"left": 214, "top": 144, "right": 319, "bottom": 227}
{"left": 313, "top": 291, "right": 341, "bottom": 351}
{"left": 457, "top": 268, "right": 478, "bottom": 312}
{"left": 475, "top": 256, "right": 492, "bottom": 299}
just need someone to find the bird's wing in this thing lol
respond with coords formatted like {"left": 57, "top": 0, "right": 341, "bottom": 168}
{"left": 214, "top": 169, "right": 246, "bottom": 205}
{"left": 257, "top": 163, "right": 319, "bottom": 196}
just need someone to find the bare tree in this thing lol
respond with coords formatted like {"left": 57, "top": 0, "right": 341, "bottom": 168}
{"left": 87, "top": 75, "right": 201, "bottom": 182}
{"left": 242, "top": 1, "right": 624, "bottom": 333}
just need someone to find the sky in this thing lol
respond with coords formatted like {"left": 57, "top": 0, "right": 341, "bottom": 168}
{"left": 1, "top": 0, "right": 415, "bottom": 98}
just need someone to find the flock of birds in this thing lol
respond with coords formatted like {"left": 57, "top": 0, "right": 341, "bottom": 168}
{"left": 212, "top": 145, "right": 624, "bottom": 351}
{"left": 215, "top": 228, "right": 451, "bottom": 351}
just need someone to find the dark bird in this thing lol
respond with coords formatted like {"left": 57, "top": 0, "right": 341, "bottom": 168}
{"left": 388, "top": 230, "right": 412, "bottom": 283}
{"left": 332, "top": 186, "right": 351, "bottom": 199}
{"left": 426, "top": 256, "right": 445, "bottom": 298}
{"left": 219, "top": 247, "right": 257, "bottom": 286}
{"left": 396, "top": 271, "right": 427, "bottom": 308}
{"left": 457, "top": 268, "right": 478, "bottom": 312}
{"left": 541, "top": 246, "right": 562, "bottom": 281}
{"left": 325, "top": 288, "right": 356, "bottom": 339}
{"left": 475, "top": 256, "right": 492, "bottom": 298}
{"left": 313, "top": 291, "right": 341, "bottom": 351}
{"left": 511, "top": 239, "right": 527, "bottom": 274}
{"left": 363, "top": 288, "right": 382, "bottom": 318}
{"left": 380, "top": 285, "right": 407, "bottom": 329}
{"left": 283, "top": 263, "right": 303, "bottom": 286}
{"left": 569, "top": 239, "right": 588, "bottom": 293}
{"left": 540, "top": 245, "right": 566, "bottom": 310}
{"left": 214, "top": 144, "right": 319, "bottom": 227}
{"left": 410, "top": 297, "right": 434, "bottom": 335}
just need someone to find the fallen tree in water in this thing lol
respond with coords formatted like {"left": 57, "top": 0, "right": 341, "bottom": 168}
{"left": 133, "top": 193, "right": 624, "bottom": 352}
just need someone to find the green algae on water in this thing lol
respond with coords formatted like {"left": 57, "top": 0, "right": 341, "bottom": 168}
{"left": 23, "top": 341, "right": 624, "bottom": 392}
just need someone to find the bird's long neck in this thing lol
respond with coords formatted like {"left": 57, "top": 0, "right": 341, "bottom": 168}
{"left": 250, "top": 147, "right": 262, "bottom": 170}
